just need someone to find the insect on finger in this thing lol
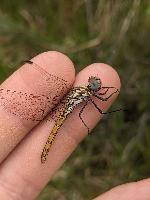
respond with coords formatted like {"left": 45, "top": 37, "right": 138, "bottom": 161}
{"left": 41, "top": 76, "right": 123, "bottom": 163}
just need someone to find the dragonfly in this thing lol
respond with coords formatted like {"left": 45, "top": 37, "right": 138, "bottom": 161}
{"left": 0, "top": 60, "right": 69, "bottom": 122}
{"left": 41, "top": 76, "right": 123, "bottom": 163}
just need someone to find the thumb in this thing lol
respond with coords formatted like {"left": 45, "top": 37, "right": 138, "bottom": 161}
{"left": 93, "top": 179, "right": 150, "bottom": 200}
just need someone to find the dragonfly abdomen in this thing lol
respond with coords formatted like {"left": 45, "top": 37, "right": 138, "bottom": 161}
{"left": 41, "top": 114, "right": 66, "bottom": 163}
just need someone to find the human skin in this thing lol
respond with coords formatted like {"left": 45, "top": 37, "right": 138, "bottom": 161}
{"left": 0, "top": 51, "right": 149, "bottom": 200}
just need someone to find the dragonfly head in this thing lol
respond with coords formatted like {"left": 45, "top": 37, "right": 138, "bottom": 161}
{"left": 87, "top": 76, "right": 101, "bottom": 92}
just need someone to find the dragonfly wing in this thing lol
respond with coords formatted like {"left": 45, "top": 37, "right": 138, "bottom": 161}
{"left": 0, "top": 88, "right": 51, "bottom": 121}
{"left": 0, "top": 61, "right": 69, "bottom": 122}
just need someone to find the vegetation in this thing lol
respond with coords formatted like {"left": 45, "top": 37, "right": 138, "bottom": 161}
{"left": 0, "top": 1, "right": 149, "bottom": 199}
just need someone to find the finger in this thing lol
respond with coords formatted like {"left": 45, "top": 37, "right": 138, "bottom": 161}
{"left": 93, "top": 179, "right": 150, "bottom": 200}
{"left": 0, "top": 51, "right": 75, "bottom": 162}
{"left": 0, "top": 63, "right": 120, "bottom": 200}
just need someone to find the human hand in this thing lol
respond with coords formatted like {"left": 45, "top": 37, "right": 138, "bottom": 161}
{"left": 0, "top": 51, "right": 149, "bottom": 200}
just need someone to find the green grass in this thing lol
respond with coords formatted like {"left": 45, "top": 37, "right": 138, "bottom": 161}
{"left": 0, "top": 1, "right": 150, "bottom": 199}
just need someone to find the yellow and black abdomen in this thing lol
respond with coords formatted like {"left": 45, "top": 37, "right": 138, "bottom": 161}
{"left": 41, "top": 114, "right": 66, "bottom": 163}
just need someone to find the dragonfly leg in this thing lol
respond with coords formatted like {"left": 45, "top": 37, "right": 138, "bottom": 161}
{"left": 99, "top": 88, "right": 109, "bottom": 95}
{"left": 91, "top": 99, "right": 124, "bottom": 114}
{"left": 94, "top": 89, "right": 119, "bottom": 101}
{"left": 99, "top": 86, "right": 117, "bottom": 95}
{"left": 79, "top": 102, "right": 90, "bottom": 134}
{"left": 102, "top": 86, "right": 117, "bottom": 89}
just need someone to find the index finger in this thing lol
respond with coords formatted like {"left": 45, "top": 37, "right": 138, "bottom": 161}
{"left": 0, "top": 51, "right": 75, "bottom": 162}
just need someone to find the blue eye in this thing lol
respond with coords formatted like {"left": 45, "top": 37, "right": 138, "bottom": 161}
{"left": 91, "top": 82, "right": 99, "bottom": 90}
